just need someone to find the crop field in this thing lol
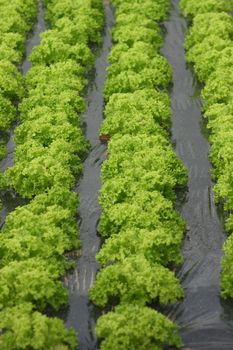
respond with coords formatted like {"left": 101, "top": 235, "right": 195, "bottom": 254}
{"left": 0, "top": 0, "right": 233, "bottom": 349}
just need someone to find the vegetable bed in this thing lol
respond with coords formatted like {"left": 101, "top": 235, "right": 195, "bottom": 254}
{"left": 180, "top": 0, "right": 233, "bottom": 299}
{"left": 89, "top": 0, "right": 188, "bottom": 349}
{"left": 0, "top": 1, "right": 104, "bottom": 349}
{"left": 0, "top": 0, "right": 37, "bottom": 160}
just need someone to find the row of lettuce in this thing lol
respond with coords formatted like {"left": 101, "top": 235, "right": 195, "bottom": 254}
{"left": 0, "top": 0, "right": 37, "bottom": 160}
{"left": 0, "top": 1, "right": 104, "bottom": 349}
{"left": 88, "top": 0, "right": 188, "bottom": 349}
{"left": 180, "top": 0, "right": 233, "bottom": 298}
